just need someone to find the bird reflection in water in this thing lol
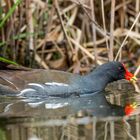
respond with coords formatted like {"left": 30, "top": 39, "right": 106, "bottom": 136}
{"left": 0, "top": 91, "right": 137, "bottom": 118}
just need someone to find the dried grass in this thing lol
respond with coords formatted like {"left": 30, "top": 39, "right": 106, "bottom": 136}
{"left": 0, "top": 0, "right": 140, "bottom": 75}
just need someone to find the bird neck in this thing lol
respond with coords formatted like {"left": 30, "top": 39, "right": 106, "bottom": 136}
{"left": 84, "top": 70, "right": 114, "bottom": 91}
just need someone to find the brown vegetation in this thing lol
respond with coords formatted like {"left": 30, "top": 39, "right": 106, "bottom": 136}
{"left": 0, "top": 0, "right": 140, "bottom": 76}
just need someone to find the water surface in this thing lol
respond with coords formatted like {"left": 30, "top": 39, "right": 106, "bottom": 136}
{"left": 0, "top": 81, "right": 140, "bottom": 140}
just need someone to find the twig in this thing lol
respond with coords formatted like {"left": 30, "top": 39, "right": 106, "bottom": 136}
{"left": 115, "top": 12, "right": 140, "bottom": 61}
{"left": 67, "top": 6, "right": 78, "bottom": 26}
{"left": 135, "top": 0, "right": 140, "bottom": 32}
{"left": 70, "top": 37, "right": 95, "bottom": 61}
{"left": 101, "top": 0, "right": 109, "bottom": 59}
{"left": 69, "top": 0, "right": 91, "bottom": 10}
{"left": 54, "top": 0, "right": 73, "bottom": 51}
{"left": 110, "top": 121, "right": 115, "bottom": 140}
{"left": 77, "top": 0, "right": 110, "bottom": 37}
{"left": 134, "top": 65, "right": 140, "bottom": 76}
{"left": 32, "top": 0, "right": 46, "bottom": 9}
{"left": 104, "top": 122, "right": 109, "bottom": 140}
{"left": 90, "top": 0, "right": 98, "bottom": 63}
{"left": 35, "top": 54, "right": 49, "bottom": 69}
{"left": 77, "top": 0, "right": 121, "bottom": 48}
{"left": 123, "top": 119, "right": 137, "bottom": 140}
{"left": 27, "top": 1, "right": 34, "bottom": 52}
{"left": 52, "top": 4, "right": 76, "bottom": 20}
{"left": 0, "top": 76, "right": 19, "bottom": 90}
{"left": 109, "top": 0, "right": 115, "bottom": 61}
{"left": 69, "top": 37, "right": 102, "bottom": 64}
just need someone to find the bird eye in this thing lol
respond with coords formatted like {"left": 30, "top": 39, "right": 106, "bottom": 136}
{"left": 118, "top": 66, "right": 124, "bottom": 71}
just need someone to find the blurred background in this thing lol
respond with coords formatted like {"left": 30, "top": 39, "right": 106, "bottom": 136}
{"left": 1, "top": 1, "right": 140, "bottom": 140}
{"left": 0, "top": 0, "right": 140, "bottom": 74}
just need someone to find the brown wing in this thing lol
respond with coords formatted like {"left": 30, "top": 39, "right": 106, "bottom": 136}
{"left": 0, "top": 69, "right": 75, "bottom": 91}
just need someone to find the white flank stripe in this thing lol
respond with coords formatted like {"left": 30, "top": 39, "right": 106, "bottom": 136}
{"left": 28, "top": 83, "right": 44, "bottom": 89}
{"left": 45, "top": 102, "right": 68, "bottom": 109}
{"left": 17, "top": 88, "right": 36, "bottom": 96}
{"left": 28, "top": 101, "right": 44, "bottom": 108}
{"left": 45, "top": 82, "right": 69, "bottom": 87}
{"left": 4, "top": 103, "right": 13, "bottom": 112}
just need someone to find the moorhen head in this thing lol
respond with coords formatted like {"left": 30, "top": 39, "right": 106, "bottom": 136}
{"left": 86, "top": 61, "right": 136, "bottom": 82}
{"left": 0, "top": 61, "right": 137, "bottom": 98}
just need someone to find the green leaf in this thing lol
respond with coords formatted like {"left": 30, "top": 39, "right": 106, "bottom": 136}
{"left": 0, "top": 57, "right": 18, "bottom": 65}
{"left": 0, "top": 129, "right": 6, "bottom": 140}
{"left": 0, "top": 0, "right": 22, "bottom": 28}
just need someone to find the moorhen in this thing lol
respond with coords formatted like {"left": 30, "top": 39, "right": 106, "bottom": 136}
{"left": 0, "top": 61, "right": 137, "bottom": 98}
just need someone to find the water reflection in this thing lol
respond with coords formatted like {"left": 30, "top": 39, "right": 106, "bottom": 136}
{"left": 0, "top": 81, "right": 140, "bottom": 140}
{"left": 0, "top": 114, "right": 140, "bottom": 140}
{"left": 0, "top": 92, "right": 125, "bottom": 117}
